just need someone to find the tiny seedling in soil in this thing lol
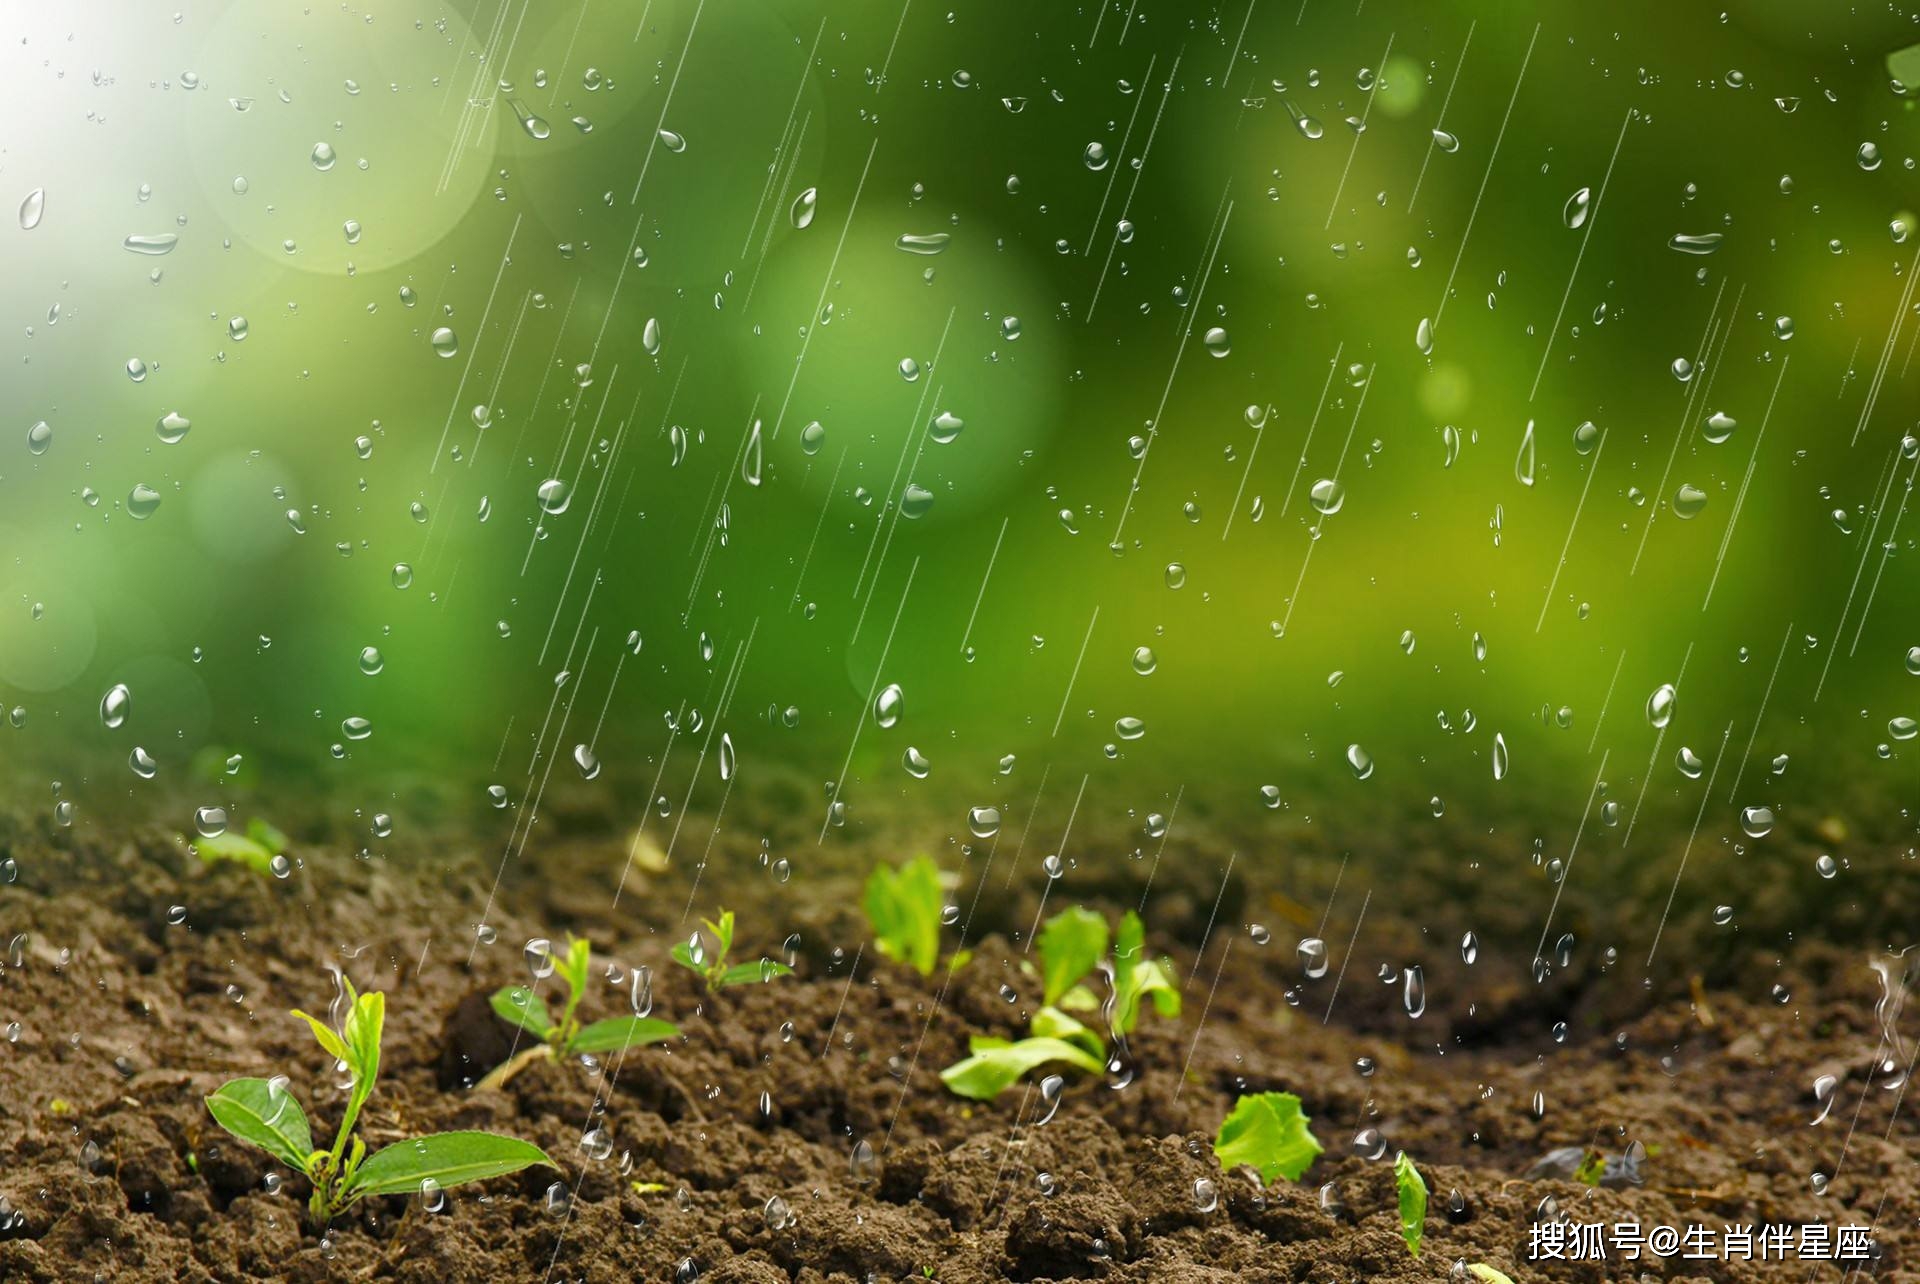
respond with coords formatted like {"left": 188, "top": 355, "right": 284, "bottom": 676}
{"left": 670, "top": 909, "right": 794, "bottom": 992}
{"left": 1393, "top": 1150, "right": 1428, "bottom": 1256}
{"left": 862, "top": 856, "right": 971, "bottom": 975}
{"left": 940, "top": 905, "right": 1180, "bottom": 1099}
{"left": 192, "top": 817, "right": 292, "bottom": 877}
{"left": 1212, "top": 1091, "right": 1325, "bottom": 1183}
{"left": 478, "top": 935, "right": 679, "bottom": 1091}
{"left": 204, "top": 978, "right": 553, "bottom": 1227}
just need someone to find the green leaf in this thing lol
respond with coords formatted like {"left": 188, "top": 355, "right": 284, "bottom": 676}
{"left": 1038, "top": 907, "right": 1108, "bottom": 1007}
{"left": 490, "top": 986, "right": 553, "bottom": 1038}
{"left": 1213, "top": 1092, "right": 1324, "bottom": 1184}
{"left": 718, "top": 958, "right": 793, "bottom": 988}
{"left": 1057, "top": 983, "right": 1099, "bottom": 1011}
{"left": 939, "top": 1036, "right": 1104, "bottom": 1101}
{"left": 704, "top": 911, "right": 735, "bottom": 957}
{"left": 558, "top": 937, "right": 591, "bottom": 996}
{"left": 1394, "top": 1151, "right": 1428, "bottom": 1257}
{"left": 290, "top": 1009, "right": 350, "bottom": 1065}
{"left": 335, "top": 989, "right": 384, "bottom": 1147}
{"left": 1891, "top": 43, "right": 1920, "bottom": 88}
{"left": 569, "top": 1016, "right": 679, "bottom": 1054}
{"left": 1118, "top": 959, "right": 1180, "bottom": 1035}
{"left": 669, "top": 940, "right": 704, "bottom": 973}
{"left": 245, "top": 817, "right": 290, "bottom": 856}
{"left": 346, "top": 1131, "right": 555, "bottom": 1198}
{"left": 205, "top": 1078, "right": 314, "bottom": 1170}
{"left": 1466, "top": 1267, "right": 1515, "bottom": 1284}
{"left": 194, "top": 831, "right": 276, "bottom": 876}
{"left": 1031, "top": 1005, "right": 1105, "bottom": 1060}
{"left": 863, "top": 857, "right": 944, "bottom": 976}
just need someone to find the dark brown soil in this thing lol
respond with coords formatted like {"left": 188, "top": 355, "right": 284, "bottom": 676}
{"left": 0, "top": 792, "right": 1911, "bottom": 1283}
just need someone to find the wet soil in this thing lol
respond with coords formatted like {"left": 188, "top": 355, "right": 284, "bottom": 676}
{"left": 0, "top": 787, "right": 1913, "bottom": 1283}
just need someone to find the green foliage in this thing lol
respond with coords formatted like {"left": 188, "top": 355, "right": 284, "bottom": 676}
{"left": 670, "top": 909, "right": 795, "bottom": 992}
{"left": 863, "top": 856, "right": 946, "bottom": 976}
{"left": 939, "top": 905, "right": 1181, "bottom": 1100}
{"left": 193, "top": 830, "right": 277, "bottom": 876}
{"left": 206, "top": 978, "right": 554, "bottom": 1226}
{"left": 489, "top": 936, "right": 678, "bottom": 1068}
{"left": 1394, "top": 1151, "right": 1428, "bottom": 1257}
{"left": 938, "top": 1036, "right": 1104, "bottom": 1101}
{"left": 1572, "top": 1148, "right": 1607, "bottom": 1186}
{"left": 1038, "top": 907, "right": 1108, "bottom": 1006}
{"left": 1213, "top": 1092, "right": 1324, "bottom": 1184}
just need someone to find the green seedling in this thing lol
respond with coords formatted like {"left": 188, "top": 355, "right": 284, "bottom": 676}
{"left": 205, "top": 978, "right": 553, "bottom": 1227}
{"left": 192, "top": 817, "right": 291, "bottom": 876}
{"left": 863, "top": 856, "right": 971, "bottom": 976}
{"left": 1393, "top": 1150, "right": 1428, "bottom": 1257}
{"left": 669, "top": 909, "right": 794, "bottom": 992}
{"left": 1465, "top": 1266, "right": 1515, "bottom": 1284}
{"left": 1212, "top": 1091, "right": 1324, "bottom": 1184}
{"left": 941, "top": 905, "right": 1180, "bottom": 1100}
{"left": 478, "top": 936, "right": 679, "bottom": 1091}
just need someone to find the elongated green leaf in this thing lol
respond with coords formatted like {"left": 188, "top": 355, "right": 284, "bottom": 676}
{"left": 1031, "top": 1005, "right": 1105, "bottom": 1060}
{"left": 1394, "top": 1151, "right": 1428, "bottom": 1257}
{"left": 194, "top": 831, "right": 276, "bottom": 875}
{"left": 669, "top": 940, "right": 704, "bottom": 974}
{"left": 558, "top": 937, "right": 591, "bottom": 996}
{"left": 863, "top": 857, "right": 944, "bottom": 976}
{"left": 490, "top": 986, "right": 553, "bottom": 1037}
{"left": 205, "top": 1078, "right": 314, "bottom": 1170}
{"left": 344, "top": 991, "right": 384, "bottom": 1087}
{"left": 290, "top": 1009, "right": 350, "bottom": 1065}
{"left": 704, "top": 910, "right": 735, "bottom": 956}
{"left": 569, "top": 1016, "right": 679, "bottom": 1054}
{"left": 939, "top": 1036, "right": 1104, "bottom": 1101}
{"left": 1213, "top": 1091, "right": 1324, "bottom": 1184}
{"left": 346, "top": 1131, "right": 555, "bottom": 1198}
{"left": 719, "top": 958, "right": 793, "bottom": 987}
{"left": 1118, "top": 958, "right": 1180, "bottom": 1034}
{"left": 1038, "top": 907, "right": 1107, "bottom": 1007}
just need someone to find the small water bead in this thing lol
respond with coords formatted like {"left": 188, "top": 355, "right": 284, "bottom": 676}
{"left": 1191, "top": 1178, "right": 1219, "bottom": 1213}
{"left": 194, "top": 806, "right": 228, "bottom": 838}
{"left": 419, "top": 1177, "right": 446, "bottom": 1212}
{"left": 1712, "top": 904, "right": 1735, "bottom": 926}
{"left": 429, "top": 327, "right": 459, "bottom": 358}
{"left": 967, "top": 806, "right": 1000, "bottom": 837}
{"left": 874, "top": 683, "right": 904, "bottom": 728}
{"left": 1308, "top": 478, "right": 1345, "bottom": 515}
{"left": 1351, "top": 1128, "right": 1387, "bottom": 1161}
{"left": 26, "top": 420, "right": 52, "bottom": 455}
{"left": 524, "top": 938, "right": 556, "bottom": 980}
{"left": 1298, "top": 937, "right": 1329, "bottom": 978}
{"left": 1740, "top": 806, "right": 1774, "bottom": 838}
{"left": 101, "top": 683, "right": 132, "bottom": 729}
{"left": 1646, "top": 683, "right": 1677, "bottom": 728}
{"left": 1815, "top": 853, "right": 1837, "bottom": 879}
{"left": 129, "top": 747, "right": 157, "bottom": 779}
{"left": 1676, "top": 746, "right": 1704, "bottom": 778}
{"left": 1345, "top": 743, "right": 1374, "bottom": 779}
{"left": 310, "top": 141, "right": 337, "bottom": 170}
{"left": 127, "top": 484, "right": 163, "bottom": 519}
{"left": 800, "top": 420, "right": 826, "bottom": 454}
{"left": 1563, "top": 187, "right": 1591, "bottom": 229}
{"left": 1247, "top": 923, "right": 1271, "bottom": 945}
{"left": 763, "top": 1194, "right": 794, "bottom": 1230}
{"left": 228, "top": 315, "right": 249, "bottom": 341}
{"left": 156, "top": 411, "right": 191, "bottom": 444}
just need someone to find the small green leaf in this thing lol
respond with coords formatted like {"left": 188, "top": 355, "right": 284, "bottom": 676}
{"left": 290, "top": 1009, "right": 350, "bottom": 1065}
{"left": 705, "top": 910, "right": 736, "bottom": 957}
{"left": 1891, "top": 43, "right": 1920, "bottom": 88}
{"left": 1394, "top": 1151, "right": 1428, "bottom": 1257}
{"left": 1213, "top": 1091, "right": 1324, "bottom": 1184}
{"left": 863, "top": 856, "right": 944, "bottom": 976}
{"left": 1572, "top": 1148, "right": 1606, "bottom": 1186}
{"left": 206, "top": 1078, "right": 314, "bottom": 1170}
{"left": 245, "top": 817, "right": 290, "bottom": 856}
{"left": 1465, "top": 1266, "right": 1515, "bottom": 1284}
{"left": 669, "top": 940, "right": 703, "bottom": 973}
{"left": 346, "top": 1131, "right": 555, "bottom": 1198}
{"left": 194, "top": 831, "right": 277, "bottom": 875}
{"left": 939, "top": 1036, "right": 1104, "bottom": 1101}
{"left": 1118, "top": 958, "right": 1180, "bottom": 1034}
{"left": 718, "top": 958, "right": 793, "bottom": 988}
{"left": 1030, "top": 1005, "right": 1105, "bottom": 1060}
{"left": 569, "top": 1016, "right": 679, "bottom": 1054}
{"left": 1038, "top": 907, "right": 1108, "bottom": 1007}
{"left": 344, "top": 990, "right": 384, "bottom": 1086}
{"left": 490, "top": 986, "right": 553, "bottom": 1038}
{"left": 1056, "top": 983, "right": 1100, "bottom": 1012}
{"left": 559, "top": 937, "right": 591, "bottom": 995}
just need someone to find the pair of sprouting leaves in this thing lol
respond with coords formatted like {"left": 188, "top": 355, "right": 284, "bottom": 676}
{"left": 668, "top": 909, "right": 793, "bottom": 992}
{"left": 940, "top": 905, "right": 1180, "bottom": 1100}
{"left": 205, "top": 978, "right": 552, "bottom": 1226}
{"left": 193, "top": 816, "right": 291, "bottom": 876}
{"left": 482, "top": 937, "right": 679, "bottom": 1090}
{"left": 1210, "top": 1092, "right": 1428, "bottom": 1257}
{"left": 862, "top": 856, "right": 972, "bottom": 976}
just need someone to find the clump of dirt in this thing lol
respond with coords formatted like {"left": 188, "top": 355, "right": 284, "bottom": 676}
{"left": 0, "top": 807, "right": 1907, "bottom": 1282}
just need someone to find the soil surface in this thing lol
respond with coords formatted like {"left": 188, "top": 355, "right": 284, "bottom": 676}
{"left": 0, "top": 784, "right": 1913, "bottom": 1283}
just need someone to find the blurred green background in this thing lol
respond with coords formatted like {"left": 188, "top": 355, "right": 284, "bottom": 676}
{"left": 3, "top": 0, "right": 1918, "bottom": 861}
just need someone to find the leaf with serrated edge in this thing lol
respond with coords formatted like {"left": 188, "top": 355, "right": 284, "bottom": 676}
{"left": 206, "top": 1078, "right": 314, "bottom": 1170}
{"left": 347, "top": 1131, "right": 555, "bottom": 1198}
{"left": 569, "top": 1016, "right": 679, "bottom": 1054}
{"left": 1213, "top": 1091, "right": 1324, "bottom": 1184}
{"left": 490, "top": 987, "right": 553, "bottom": 1037}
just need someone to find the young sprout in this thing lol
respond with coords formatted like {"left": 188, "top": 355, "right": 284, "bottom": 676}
{"left": 1212, "top": 1091, "right": 1325, "bottom": 1184}
{"left": 863, "top": 856, "right": 972, "bottom": 976}
{"left": 205, "top": 978, "right": 553, "bottom": 1227}
{"left": 1393, "top": 1151, "right": 1429, "bottom": 1256}
{"left": 940, "top": 905, "right": 1181, "bottom": 1100}
{"left": 478, "top": 936, "right": 678, "bottom": 1091}
{"left": 669, "top": 910, "right": 794, "bottom": 992}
